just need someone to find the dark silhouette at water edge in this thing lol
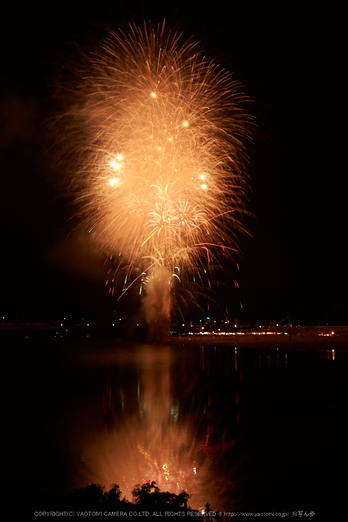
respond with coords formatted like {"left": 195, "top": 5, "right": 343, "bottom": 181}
{"left": 4, "top": 481, "right": 222, "bottom": 521}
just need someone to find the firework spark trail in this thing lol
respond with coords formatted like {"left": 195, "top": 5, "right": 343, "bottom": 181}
{"left": 63, "top": 22, "right": 251, "bottom": 336}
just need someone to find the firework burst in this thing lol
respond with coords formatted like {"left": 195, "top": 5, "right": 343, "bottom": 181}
{"left": 61, "top": 22, "right": 251, "bottom": 336}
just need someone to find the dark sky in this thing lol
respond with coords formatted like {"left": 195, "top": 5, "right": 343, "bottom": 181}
{"left": 0, "top": 1, "right": 347, "bottom": 325}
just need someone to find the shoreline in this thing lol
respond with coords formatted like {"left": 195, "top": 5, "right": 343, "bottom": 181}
{"left": 169, "top": 333, "right": 348, "bottom": 349}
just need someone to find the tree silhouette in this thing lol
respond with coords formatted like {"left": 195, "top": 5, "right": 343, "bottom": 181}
{"left": 9, "top": 481, "right": 222, "bottom": 521}
{"left": 132, "top": 480, "right": 190, "bottom": 510}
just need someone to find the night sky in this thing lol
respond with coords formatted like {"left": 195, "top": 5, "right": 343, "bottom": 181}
{"left": 0, "top": 1, "right": 347, "bottom": 326}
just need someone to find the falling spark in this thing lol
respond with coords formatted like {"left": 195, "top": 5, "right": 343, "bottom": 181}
{"left": 60, "top": 21, "right": 251, "bottom": 336}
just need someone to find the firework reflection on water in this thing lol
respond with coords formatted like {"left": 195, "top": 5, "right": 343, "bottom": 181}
{"left": 67, "top": 345, "right": 240, "bottom": 511}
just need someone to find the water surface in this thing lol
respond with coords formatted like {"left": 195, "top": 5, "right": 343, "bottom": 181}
{"left": 1, "top": 338, "right": 348, "bottom": 518}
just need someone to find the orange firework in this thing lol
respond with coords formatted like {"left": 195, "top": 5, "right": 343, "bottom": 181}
{"left": 62, "top": 22, "right": 251, "bottom": 336}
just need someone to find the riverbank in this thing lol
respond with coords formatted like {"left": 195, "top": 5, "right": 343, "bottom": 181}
{"left": 170, "top": 331, "right": 348, "bottom": 350}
